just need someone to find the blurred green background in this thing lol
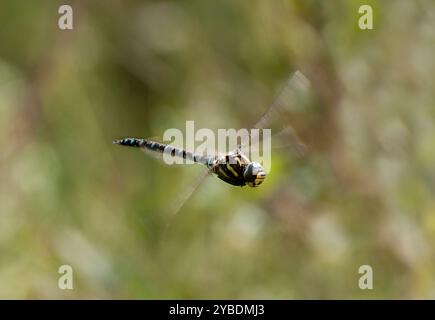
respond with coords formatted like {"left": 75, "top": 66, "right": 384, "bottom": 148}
{"left": 0, "top": 0, "right": 434, "bottom": 299}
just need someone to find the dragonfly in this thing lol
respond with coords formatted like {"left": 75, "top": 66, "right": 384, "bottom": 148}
{"left": 112, "top": 138, "right": 267, "bottom": 187}
{"left": 113, "top": 71, "right": 311, "bottom": 223}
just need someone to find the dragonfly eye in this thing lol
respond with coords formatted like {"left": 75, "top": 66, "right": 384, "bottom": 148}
{"left": 244, "top": 163, "right": 266, "bottom": 187}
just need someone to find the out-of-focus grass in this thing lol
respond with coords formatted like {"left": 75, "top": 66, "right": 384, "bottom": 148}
{"left": 0, "top": 0, "right": 434, "bottom": 299}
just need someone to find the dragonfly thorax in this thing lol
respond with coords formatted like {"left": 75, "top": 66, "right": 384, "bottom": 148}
{"left": 210, "top": 154, "right": 266, "bottom": 188}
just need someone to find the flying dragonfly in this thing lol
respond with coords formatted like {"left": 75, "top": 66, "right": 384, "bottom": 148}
{"left": 112, "top": 138, "right": 267, "bottom": 187}
{"left": 113, "top": 71, "right": 311, "bottom": 223}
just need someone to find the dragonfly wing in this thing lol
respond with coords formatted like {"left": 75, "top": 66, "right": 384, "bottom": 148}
{"left": 240, "top": 71, "right": 311, "bottom": 155}
{"left": 272, "top": 126, "right": 307, "bottom": 156}
{"left": 162, "top": 162, "right": 217, "bottom": 240}
{"left": 246, "top": 125, "right": 307, "bottom": 157}
{"left": 253, "top": 70, "right": 311, "bottom": 130}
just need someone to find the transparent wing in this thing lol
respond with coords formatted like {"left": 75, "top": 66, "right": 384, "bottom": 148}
{"left": 240, "top": 70, "right": 311, "bottom": 156}
{"left": 121, "top": 136, "right": 220, "bottom": 234}
{"left": 253, "top": 70, "right": 311, "bottom": 130}
{"left": 246, "top": 125, "right": 307, "bottom": 157}
{"left": 161, "top": 161, "right": 219, "bottom": 241}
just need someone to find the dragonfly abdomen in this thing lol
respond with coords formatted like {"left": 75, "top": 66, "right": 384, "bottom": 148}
{"left": 113, "top": 138, "right": 210, "bottom": 165}
{"left": 113, "top": 138, "right": 164, "bottom": 150}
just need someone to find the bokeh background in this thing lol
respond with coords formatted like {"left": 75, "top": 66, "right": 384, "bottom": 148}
{"left": 0, "top": 0, "right": 434, "bottom": 299}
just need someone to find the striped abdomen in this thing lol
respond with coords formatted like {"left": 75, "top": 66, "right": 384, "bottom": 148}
{"left": 113, "top": 138, "right": 210, "bottom": 165}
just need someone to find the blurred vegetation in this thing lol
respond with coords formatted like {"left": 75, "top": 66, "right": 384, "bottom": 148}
{"left": 0, "top": 0, "right": 435, "bottom": 299}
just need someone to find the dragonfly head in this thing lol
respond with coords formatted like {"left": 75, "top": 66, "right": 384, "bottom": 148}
{"left": 243, "top": 162, "right": 266, "bottom": 187}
